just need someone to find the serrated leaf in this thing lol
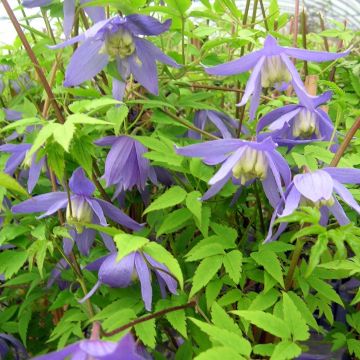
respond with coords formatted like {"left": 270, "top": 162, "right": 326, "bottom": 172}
{"left": 282, "top": 293, "right": 310, "bottom": 341}
{"left": 251, "top": 250, "right": 284, "bottom": 288}
{"left": 18, "top": 310, "right": 31, "bottom": 346}
{"left": 195, "top": 347, "right": 245, "bottom": 360}
{"left": 232, "top": 311, "right": 291, "bottom": 339}
{"left": 107, "top": 105, "right": 128, "bottom": 135}
{"left": 190, "top": 255, "right": 223, "bottom": 298}
{"left": 211, "top": 302, "right": 240, "bottom": 334}
{"left": 157, "top": 208, "right": 192, "bottom": 236}
{"left": 144, "top": 186, "right": 187, "bottom": 214}
{"left": 114, "top": 234, "right": 149, "bottom": 261}
{"left": 185, "top": 241, "right": 225, "bottom": 262}
{"left": 186, "top": 191, "right": 202, "bottom": 224}
{"left": 270, "top": 341, "right": 302, "bottom": 360}
{"left": 249, "top": 289, "right": 279, "bottom": 311}
{"left": 0, "top": 251, "right": 28, "bottom": 278}
{"left": 306, "top": 233, "right": 328, "bottom": 277}
{"left": 143, "top": 242, "right": 183, "bottom": 289}
{"left": 52, "top": 122, "right": 75, "bottom": 152}
{"left": 307, "top": 276, "right": 343, "bottom": 306}
{"left": 223, "top": 250, "right": 242, "bottom": 284}
{"left": 135, "top": 318, "right": 156, "bottom": 348}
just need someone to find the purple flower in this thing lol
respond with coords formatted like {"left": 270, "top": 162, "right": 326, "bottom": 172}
{"left": 96, "top": 136, "right": 157, "bottom": 196}
{"left": 176, "top": 137, "right": 291, "bottom": 208}
{"left": 266, "top": 168, "right": 360, "bottom": 242}
{"left": 0, "top": 333, "right": 28, "bottom": 360}
{"left": 188, "top": 110, "right": 247, "bottom": 139}
{"left": 82, "top": 251, "right": 177, "bottom": 311}
{"left": 51, "top": 15, "right": 180, "bottom": 100}
{"left": 205, "top": 35, "right": 349, "bottom": 120}
{"left": 3, "top": 108, "right": 22, "bottom": 121}
{"left": 0, "top": 143, "right": 45, "bottom": 193}
{"left": 33, "top": 333, "right": 144, "bottom": 360}
{"left": 257, "top": 91, "right": 336, "bottom": 148}
{"left": 22, "top": 0, "right": 105, "bottom": 38}
{"left": 12, "top": 168, "right": 142, "bottom": 254}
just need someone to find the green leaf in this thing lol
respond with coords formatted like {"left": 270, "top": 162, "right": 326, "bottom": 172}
{"left": 270, "top": 341, "right": 302, "bottom": 360}
{"left": 251, "top": 250, "right": 284, "bottom": 288}
{"left": 46, "top": 143, "right": 65, "bottom": 181}
{"left": 0, "top": 172, "right": 28, "bottom": 197}
{"left": 67, "top": 113, "right": 112, "bottom": 125}
{"left": 185, "top": 237, "right": 226, "bottom": 262}
{"left": 18, "top": 310, "right": 31, "bottom": 346}
{"left": 27, "top": 123, "right": 56, "bottom": 158}
{"left": 144, "top": 186, "right": 187, "bottom": 214}
{"left": 195, "top": 347, "right": 245, "bottom": 360}
{"left": 211, "top": 302, "right": 241, "bottom": 335}
{"left": 157, "top": 208, "right": 192, "bottom": 236}
{"left": 307, "top": 276, "right": 343, "bottom": 306}
{"left": 107, "top": 105, "right": 128, "bottom": 135}
{"left": 190, "top": 255, "right": 223, "bottom": 298}
{"left": 68, "top": 98, "right": 121, "bottom": 113}
{"left": 0, "top": 251, "right": 28, "bottom": 278}
{"left": 189, "top": 318, "right": 251, "bottom": 357}
{"left": 306, "top": 233, "right": 328, "bottom": 277}
{"left": 135, "top": 318, "right": 156, "bottom": 348}
{"left": 70, "top": 135, "right": 95, "bottom": 175}
{"left": 186, "top": 191, "right": 202, "bottom": 224}
{"left": 143, "top": 241, "right": 183, "bottom": 289}
{"left": 115, "top": 234, "right": 149, "bottom": 261}
{"left": 282, "top": 293, "right": 310, "bottom": 341}
{"left": 0, "top": 117, "right": 43, "bottom": 133}
{"left": 232, "top": 311, "right": 291, "bottom": 339}
{"left": 348, "top": 338, "right": 360, "bottom": 358}
{"left": 52, "top": 122, "right": 75, "bottom": 152}
{"left": 165, "top": 0, "right": 191, "bottom": 15}
{"left": 249, "top": 289, "right": 280, "bottom": 311}
{"left": 223, "top": 250, "right": 242, "bottom": 284}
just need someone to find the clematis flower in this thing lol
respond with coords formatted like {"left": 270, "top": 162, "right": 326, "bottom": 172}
{"left": 205, "top": 35, "right": 349, "bottom": 120}
{"left": 176, "top": 137, "right": 291, "bottom": 208}
{"left": 82, "top": 251, "right": 177, "bottom": 311}
{"left": 12, "top": 168, "right": 142, "bottom": 255}
{"left": 265, "top": 168, "right": 360, "bottom": 242}
{"left": 0, "top": 143, "right": 45, "bottom": 193}
{"left": 257, "top": 91, "right": 336, "bottom": 148}
{"left": 22, "top": 0, "right": 105, "bottom": 38}
{"left": 0, "top": 333, "right": 28, "bottom": 360}
{"left": 188, "top": 110, "right": 247, "bottom": 139}
{"left": 3, "top": 108, "right": 22, "bottom": 121}
{"left": 51, "top": 14, "right": 180, "bottom": 100}
{"left": 96, "top": 136, "right": 157, "bottom": 196}
{"left": 33, "top": 333, "right": 144, "bottom": 360}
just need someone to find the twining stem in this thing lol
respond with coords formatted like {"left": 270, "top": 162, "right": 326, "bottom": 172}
{"left": 1, "top": 0, "right": 65, "bottom": 124}
{"left": 103, "top": 301, "right": 196, "bottom": 337}
{"left": 285, "top": 238, "right": 305, "bottom": 291}
{"left": 330, "top": 116, "right": 360, "bottom": 167}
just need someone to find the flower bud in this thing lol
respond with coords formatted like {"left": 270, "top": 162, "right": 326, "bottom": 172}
{"left": 105, "top": 28, "right": 135, "bottom": 59}
{"left": 292, "top": 109, "right": 317, "bottom": 137}
{"left": 261, "top": 55, "right": 291, "bottom": 88}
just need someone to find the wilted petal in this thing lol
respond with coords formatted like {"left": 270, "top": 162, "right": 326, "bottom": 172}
{"left": 294, "top": 170, "right": 333, "bottom": 202}
{"left": 135, "top": 253, "right": 152, "bottom": 311}
{"left": 205, "top": 50, "right": 263, "bottom": 75}
{"left": 63, "top": 0, "right": 75, "bottom": 38}
{"left": 69, "top": 168, "right": 95, "bottom": 196}
{"left": 64, "top": 39, "right": 109, "bottom": 87}
{"left": 12, "top": 192, "right": 67, "bottom": 215}
{"left": 96, "top": 199, "right": 143, "bottom": 231}
{"left": 127, "top": 15, "right": 171, "bottom": 35}
{"left": 283, "top": 47, "right": 350, "bottom": 62}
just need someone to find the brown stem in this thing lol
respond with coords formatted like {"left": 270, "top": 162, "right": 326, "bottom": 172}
{"left": 329, "top": 20, "right": 347, "bottom": 82}
{"left": 259, "top": 0, "right": 269, "bottom": 31}
{"left": 292, "top": 0, "right": 300, "bottom": 50}
{"left": 16, "top": 0, "right": 36, "bottom": 43}
{"left": 103, "top": 301, "right": 196, "bottom": 337}
{"left": 330, "top": 117, "right": 360, "bottom": 167}
{"left": 1, "top": 0, "right": 65, "bottom": 124}
{"left": 301, "top": 6, "right": 308, "bottom": 76}
{"left": 318, "top": 12, "right": 329, "bottom": 51}
{"left": 285, "top": 238, "right": 304, "bottom": 290}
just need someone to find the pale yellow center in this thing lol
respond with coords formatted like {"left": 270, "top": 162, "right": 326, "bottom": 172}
{"left": 105, "top": 29, "right": 135, "bottom": 59}
{"left": 261, "top": 55, "right": 291, "bottom": 88}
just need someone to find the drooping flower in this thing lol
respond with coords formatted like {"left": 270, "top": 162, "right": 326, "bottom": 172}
{"left": 205, "top": 35, "right": 349, "bottom": 120}
{"left": 0, "top": 143, "right": 45, "bottom": 193}
{"left": 22, "top": 0, "right": 105, "bottom": 38}
{"left": 33, "top": 333, "right": 144, "bottom": 360}
{"left": 256, "top": 91, "right": 336, "bottom": 148}
{"left": 82, "top": 251, "right": 177, "bottom": 311}
{"left": 12, "top": 168, "right": 142, "bottom": 255}
{"left": 265, "top": 168, "right": 360, "bottom": 242}
{"left": 50, "top": 14, "right": 180, "bottom": 100}
{"left": 96, "top": 136, "right": 157, "bottom": 196}
{"left": 176, "top": 137, "right": 291, "bottom": 208}
{"left": 0, "top": 333, "right": 28, "bottom": 360}
{"left": 188, "top": 110, "right": 247, "bottom": 139}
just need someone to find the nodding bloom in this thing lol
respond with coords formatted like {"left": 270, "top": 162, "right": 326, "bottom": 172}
{"left": 0, "top": 333, "right": 28, "bottom": 360}
{"left": 12, "top": 168, "right": 143, "bottom": 255}
{"left": 188, "top": 110, "right": 247, "bottom": 139}
{"left": 22, "top": 0, "right": 105, "bottom": 38}
{"left": 265, "top": 168, "right": 360, "bottom": 242}
{"left": 257, "top": 91, "right": 336, "bottom": 148}
{"left": 50, "top": 14, "right": 180, "bottom": 100}
{"left": 82, "top": 251, "right": 177, "bottom": 311}
{"left": 176, "top": 137, "right": 291, "bottom": 208}
{"left": 0, "top": 143, "right": 45, "bottom": 193}
{"left": 205, "top": 35, "right": 349, "bottom": 120}
{"left": 96, "top": 136, "right": 157, "bottom": 196}
{"left": 33, "top": 333, "right": 144, "bottom": 360}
